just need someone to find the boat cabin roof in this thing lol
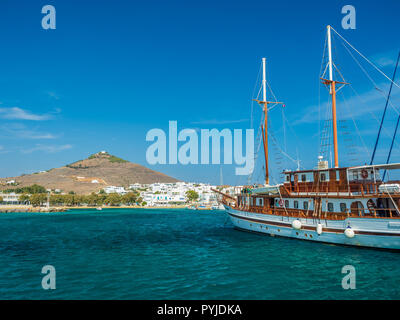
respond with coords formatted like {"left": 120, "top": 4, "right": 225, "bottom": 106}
{"left": 348, "top": 163, "right": 400, "bottom": 171}
{"left": 283, "top": 167, "right": 347, "bottom": 175}
{"left": 283, "top": 163, "right": 400, "bottom": 175}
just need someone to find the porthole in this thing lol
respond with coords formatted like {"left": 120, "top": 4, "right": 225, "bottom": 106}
{"left": 278, "top": 229, "right": 280, "bottom": 232}
{"left": 310, "top": 235, "right": 313, "bottom": 238}
{"left": 305, "top": 234, "right": 308, "bottom": 237}
{"left": 296, "top": 232, "right": 299, "bottom": 236}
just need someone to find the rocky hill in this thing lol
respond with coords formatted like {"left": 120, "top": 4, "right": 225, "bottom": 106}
{"left": 0, "top": 151, "right": 178, "bottom": 194}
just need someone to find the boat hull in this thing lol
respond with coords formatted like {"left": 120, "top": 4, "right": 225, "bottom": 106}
{"left": 224, "top": 205, "right": 400, "bottom": 250}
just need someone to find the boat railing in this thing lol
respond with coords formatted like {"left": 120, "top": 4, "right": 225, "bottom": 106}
{"left": 240, "top": 205, "right": 400, "bottom": 219}
{"left": 284, "top": 181, "right": 400, "bottom": 197}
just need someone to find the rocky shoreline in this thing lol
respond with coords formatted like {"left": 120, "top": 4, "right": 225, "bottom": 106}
{"left": 0, "top": 204, "right": 190, "bottom": 213}
{"left": 0, "top": 206, "right": 67, "bottom": 213}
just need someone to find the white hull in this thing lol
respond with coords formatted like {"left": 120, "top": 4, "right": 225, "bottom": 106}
{"left": 224, "top": 205, "right": 400, "bottom": 250}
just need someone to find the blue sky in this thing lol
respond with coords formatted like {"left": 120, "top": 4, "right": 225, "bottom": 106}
{"left": 0, "top": 0, "right": 399, "bottom": 185}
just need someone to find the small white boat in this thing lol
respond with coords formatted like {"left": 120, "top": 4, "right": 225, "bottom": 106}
{"left": 96, "top": 207, "right": 103, "bottom": 211}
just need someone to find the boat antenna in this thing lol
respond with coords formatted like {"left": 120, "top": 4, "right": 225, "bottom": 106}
{"left": 370, "top": 51, "right": 400, "bottom": 165}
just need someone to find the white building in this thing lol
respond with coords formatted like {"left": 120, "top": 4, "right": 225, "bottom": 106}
{"left": 103, "top": 186, "right": 127, "bottom": 195}
{"left": 138, "top": 182, "right": 218, "bottom": 207}
{"left": 0, "top": 192, "right": 21, "bottom": 204}
{"left": 129, "top": 183, "right": 146, "bottom": 190}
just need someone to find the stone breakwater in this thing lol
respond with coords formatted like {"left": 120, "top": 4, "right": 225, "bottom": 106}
{"left": 0, "top": 206, "right": 66, "bottom": 213}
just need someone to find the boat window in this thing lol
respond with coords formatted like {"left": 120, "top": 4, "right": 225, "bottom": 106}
{"left": 285, "top": 200, "right": 289, "bottom": 208}
{"left": 353, "top": 171, "right": 358, "bottom": 180}
{"left": 294, "top": 201, "right": 298, "bottom": 209}
{"left": 327, "top": 202, "right": 334, "bottom": 212}
{"left": 286, "top": 175, "right": 290, "bottom": 182}
{"left": 320, "top": 173, "right": 326, "bottom": 181}
{"left": 301, "top": 174, "right": 306, "bottom": 182}
{"left": 303, "top": 201, "right": 308, "bottom": 210}
{"left": 340, "top": 203, "right": 346, "bottom": 212}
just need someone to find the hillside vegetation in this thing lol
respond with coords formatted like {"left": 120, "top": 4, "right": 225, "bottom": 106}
{"left": 0, "top": 151, "right": 178, "bottom": 195}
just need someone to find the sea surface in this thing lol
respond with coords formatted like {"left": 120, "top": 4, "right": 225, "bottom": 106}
{"left": 0, "top": 208, "right": 399, "bottom": 299}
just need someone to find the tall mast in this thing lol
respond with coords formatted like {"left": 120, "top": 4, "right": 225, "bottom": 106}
{"left": 262, "top": 58, "right": 269, "bottom": 185}
{"left": 326, "top": 25, "right": 339, "bottom": 168}
{"left": 262, "top": 58, "right": 267, "bottom": 102}
{"left": 327, "top": 26, "right": 334, "bottom": 83}
{"left": 254, "top": 58, "right": 283, "bottom": 186}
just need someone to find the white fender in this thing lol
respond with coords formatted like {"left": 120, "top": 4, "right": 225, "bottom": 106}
{"left": 292, "top": 219, "right": 302, "bottom": 230}
{"left": 316, "top": 223, "right": 323, "bottom": 235}
{"left": 344, "top": 227, "right": 355, "bottom": 238}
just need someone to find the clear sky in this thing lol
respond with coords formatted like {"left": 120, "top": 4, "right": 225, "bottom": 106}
{"left": 0, "top": 0, "right": 399, "bottom": 185}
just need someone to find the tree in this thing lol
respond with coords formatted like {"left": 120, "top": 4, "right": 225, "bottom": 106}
{"left": 106, "top": 193, "right": 122, "bottom": 206}
{"left": 19, "top": 194, "right": 30, "bottom": 204}
{"left": 4, "top": 184, "right": 46, "bottom": 194}
{"left": 28, "top": 184, "right": 47, "bottom": 194}
{"left": 63, "top": 194, "right": 75, "bottom": 206}
{"left": 98, "top": 194, "right": 107, "bottom": 205}
{"left": 87, "top": 193, "right": 100, "bottom": 206}
{"left": 186, "top": 190, "right": 199, "bottom": 203}
{"left": 122, "top": 192, "right": 137, "bottom": 205}
{"left": 74, "top": 195, "right": 84, "bottom": 205}
{"left": 30, "top": 193, "right": 47, "bottom": 207}
{"left": 141, "top": 201, "right": 147, "bottom": 206}
{"left": 50, "top": 194, "right": 63, "bottom": 206}
{"left": 0, "top": 196, "right": 3, "bottom": 203}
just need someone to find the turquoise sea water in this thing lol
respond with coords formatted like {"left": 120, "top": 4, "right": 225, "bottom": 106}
{"left": 0, "top": 208, "right": 399, "bottom": 300}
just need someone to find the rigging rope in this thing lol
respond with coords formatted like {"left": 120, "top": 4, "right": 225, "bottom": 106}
{"left": 384, "top": 113, "right": 400, "bottom": 181}
{"left": 337, "top": 89, "right": 370, "bottom": 158}
{"left": 370, "top": 51, "right": 400, "bottom": 164}
{"left": 331, "top": 27, "right": 400, "bottom": 90}
{"left": 250, "top": 63, "right": 262, "bottom": 129}
{"left": 269, "top": 117, "right": 305, "bottom": 169}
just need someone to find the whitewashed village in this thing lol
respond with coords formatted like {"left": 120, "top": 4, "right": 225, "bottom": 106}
{"left": 0, "top": 181, "right": 227, "bottom": 211}
{"left": 0, "top": 151, "right": 231, "bottom": 211}
{"left": 107, "top": 182, "right": 221, "bottom": 208}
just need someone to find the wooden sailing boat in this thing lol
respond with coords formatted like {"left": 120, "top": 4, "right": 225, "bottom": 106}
{"left": 214, "top": 26, "right": 400, "bottom": 250}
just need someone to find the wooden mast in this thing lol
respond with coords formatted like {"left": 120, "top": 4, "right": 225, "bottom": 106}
{"left": 262, "top": 58, "right": 269, "bottom": 185}
{"left": 254, "top": 58, "right": 283, "bottom": 185}
{"left": 327, "top": 25, "right": 339, "bottom": 168}
{"left": 320, "top": 25, "right": 343, "bottom": 168}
